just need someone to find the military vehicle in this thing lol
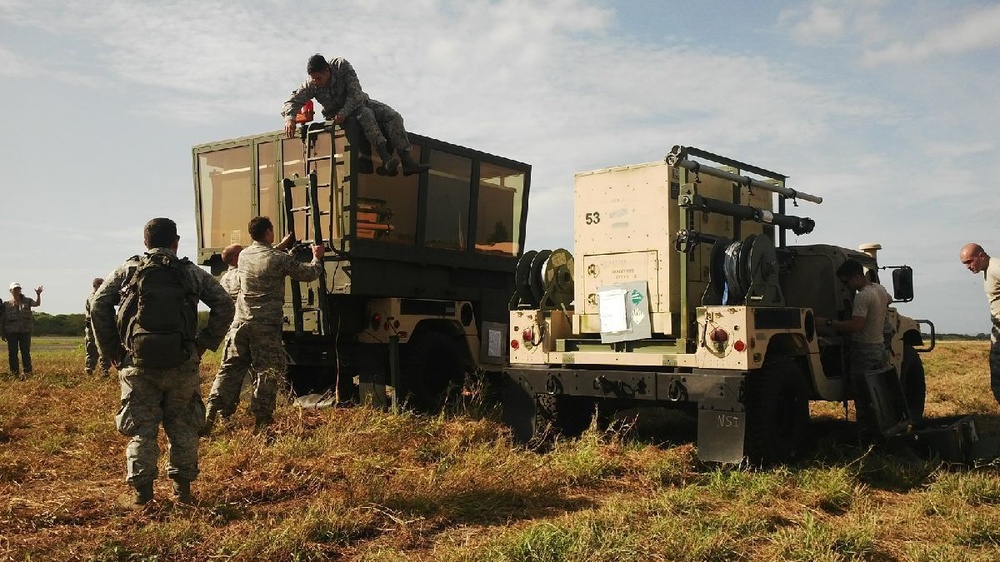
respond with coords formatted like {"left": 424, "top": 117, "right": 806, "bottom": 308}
{"left": 502, "top": 145, "right": 940, "bottom": 463}
{"left": 192, "top": 119, "right": 530, "bottom": 408}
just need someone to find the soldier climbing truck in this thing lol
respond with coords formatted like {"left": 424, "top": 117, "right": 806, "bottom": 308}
{"left": 192, "top": 119, "right": 529, "bottom": 408}
{"left": 500, "top": 145, "right": 961, "bottom": 464}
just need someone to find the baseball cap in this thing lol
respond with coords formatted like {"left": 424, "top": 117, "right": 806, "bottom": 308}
{"left": 9, "top": 282, "right": 21, "bottom": 290}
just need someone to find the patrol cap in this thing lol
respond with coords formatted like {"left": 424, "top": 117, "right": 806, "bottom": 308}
{"left": 9, "top": 282, "right": 21, "bottom": 290}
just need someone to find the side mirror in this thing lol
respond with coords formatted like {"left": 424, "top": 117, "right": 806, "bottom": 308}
{"left": 892, "top": 266, "right": 914, "bottom": 302}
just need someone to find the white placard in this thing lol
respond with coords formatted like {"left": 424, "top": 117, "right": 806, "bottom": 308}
{"left": 598, "top": 288, "right": 629, "bottom": 333}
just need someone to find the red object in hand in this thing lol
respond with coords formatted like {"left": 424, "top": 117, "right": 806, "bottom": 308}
{"left": 295, "top": 100, "right": 314, "bottom": 124}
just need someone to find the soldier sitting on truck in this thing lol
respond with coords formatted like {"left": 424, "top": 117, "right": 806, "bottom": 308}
{"left": 281, "top": 54, "right": 430, "bottom": 177}
{"left": 817, "top": 259, "right": 892, "bottom": 441}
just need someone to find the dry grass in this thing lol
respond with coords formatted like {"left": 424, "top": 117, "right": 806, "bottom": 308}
{"left": 2, "top": 340, "right": 1000, "bottom": 560}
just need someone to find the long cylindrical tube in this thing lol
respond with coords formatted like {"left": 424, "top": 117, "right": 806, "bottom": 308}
{"left": 667, "top": 146, "right": 823, "bottom": 204}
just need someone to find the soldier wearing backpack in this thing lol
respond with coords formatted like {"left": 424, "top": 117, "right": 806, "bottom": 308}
{"left": 203, "top": 216, "right": 325, "bottom": 435}
{"left": 91, "top": 217, "right": 234, "bottom": 506}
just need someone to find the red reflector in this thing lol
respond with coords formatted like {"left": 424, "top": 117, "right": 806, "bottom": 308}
{"left": 522, "top": 327, "right": 533, "bottom": 342}
{"left": 511, "top": 340, "right": 520, "bottom": 349}
{"left": 734, "top": 340, "right": 746, "bottom": 352}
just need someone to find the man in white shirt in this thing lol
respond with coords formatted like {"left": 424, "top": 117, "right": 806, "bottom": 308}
{"left": 959, "top": 243, "right": 1000, "bottom": 406}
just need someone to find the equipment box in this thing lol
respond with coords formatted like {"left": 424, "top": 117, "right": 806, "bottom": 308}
{"left": 890, "top": 416, "right": 984, "bottom": 464}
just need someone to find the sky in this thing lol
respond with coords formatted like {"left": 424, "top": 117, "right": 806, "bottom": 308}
{"left": 1, "top": 0, "right": 998, "bottom": 335}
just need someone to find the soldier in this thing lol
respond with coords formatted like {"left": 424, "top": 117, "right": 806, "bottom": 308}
{"left": 959, "top": 243, "right": 1000, "bottom": 406}
{"left": 3, "top": 282, "right": 43, "bottom": 379}
{"left": 817, "top": 259, "right": 892, "bottom": 440}
{"left": 84, "top": 277, "right": 111, "bottom": 376}
{"left": 92, "top": 218, "right": 234, "bottom": 505}
{"left": 281, "top": 53, "right": 431, "bottom": 177}
{"left": 203, "top": 216, "right": 324, "bottom": 434}
{"left": 219, "top": 244, "right": 243, "bottom": 301}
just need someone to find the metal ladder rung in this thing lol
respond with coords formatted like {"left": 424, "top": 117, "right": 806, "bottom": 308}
{"left": 307, "top": 155, "right": 332, "bottom": 163}
{"left": 290, "top": 208, "right": 331, "bottom": 216}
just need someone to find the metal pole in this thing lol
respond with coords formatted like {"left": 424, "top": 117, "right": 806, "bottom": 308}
{"left": 389, "top": 335, "right": 400, "bottom": 414}
{"left": 667, "top": 146, "right": 823, "bottom": 204}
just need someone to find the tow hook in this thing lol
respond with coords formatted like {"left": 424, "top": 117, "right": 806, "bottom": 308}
{"left": 667, "top": 379, "right": 688, "bottom": 402}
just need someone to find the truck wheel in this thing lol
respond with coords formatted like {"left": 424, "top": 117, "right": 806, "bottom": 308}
{"left": 534, "top": 394, "right": 596, "bottom": 440}
{"left": 744, "top": 357, "right": 811, "bottom": 464}
{"left": 900, "top": 345, "right": 926, "bottom": 421}
{"left": 401, "top": 331, "right": 470, "bottom": 411}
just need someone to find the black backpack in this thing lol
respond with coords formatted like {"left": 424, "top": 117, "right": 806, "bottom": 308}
{"left": 116, "top": 253, "right": 198, "bottom": 369}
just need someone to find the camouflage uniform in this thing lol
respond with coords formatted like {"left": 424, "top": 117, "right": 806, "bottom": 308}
{"left": 209, "top": 265, "right": 249, "bottom": 416}
{"left": 4, "top": 296, "right": 39, "bottom": 375}
{"left": 92, "top": 248, "right": 234, "bottom": 489}
{"left": 84, "top": 293, "right": 111, "bottom": 375}
{"left": 219, "top": 266, "right": 241, "bottom": 302}
{"left": 206, "top": 241, "right": 323, "bottom": 424}
{"left": 281, "top": 56, "right": 415, "bottom": 154}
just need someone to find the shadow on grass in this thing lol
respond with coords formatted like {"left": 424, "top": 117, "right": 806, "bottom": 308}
{"left": 807, "top": 413, "right": 1000, "bottom": 491}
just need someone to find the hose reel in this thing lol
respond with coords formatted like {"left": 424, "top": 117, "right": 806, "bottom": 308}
{"left": 703, "top": 234, "right": 784, "bottom": 306}
{"left": 510, "top": 248, "right": 575, "bottom": 310}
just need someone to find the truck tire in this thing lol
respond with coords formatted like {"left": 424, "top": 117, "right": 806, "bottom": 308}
{"left": 401, "top": 331, "right": 470, "bottom": 411}
{"left": 744, "top": 357, "right": 811, "bottom": 464}
{"left": 534, "top": 394, "right": 596, "bottom": 440}
{"left": 900, "top": 345, "right": 926, "bottom": 421}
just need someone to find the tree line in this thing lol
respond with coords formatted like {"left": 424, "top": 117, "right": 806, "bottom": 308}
{"left": 30, "top": 312, "right": 213, "bottom": 336}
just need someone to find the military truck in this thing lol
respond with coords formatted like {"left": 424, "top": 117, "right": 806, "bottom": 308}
{"left": 502, "top": 145, "right": 937, "bottom": 463}
{"left": 192, "top": 120, "right": 530, "bottom": 408}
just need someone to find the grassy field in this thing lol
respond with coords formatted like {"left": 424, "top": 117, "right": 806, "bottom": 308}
{"left": 2, "top": 339, "right": 1000, "bottom": 561}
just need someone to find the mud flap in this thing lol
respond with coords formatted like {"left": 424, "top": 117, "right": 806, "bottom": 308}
{"left": 697, "top": 401, "right": 746, "bottom": 463}
{"left": 859, "top": 367, "right": 911, "bottom": 438}
{"left": 501, "top": 374, "right": 537, "bottom": 443}
{"left": 356, "top": 344, "right": 390, "bottom": 409}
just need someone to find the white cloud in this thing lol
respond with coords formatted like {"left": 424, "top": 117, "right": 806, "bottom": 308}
{"left": 783, "top": 4, "right": 845, "bottom": 44}
{"left": 923, "top": 140, "right": 995, "bottom": 159}
{"left": 861, "top": 3, "right": 1000, "bottom": 65}
{"left": 0, "top": 44, "right": 28, "bottom": 76}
